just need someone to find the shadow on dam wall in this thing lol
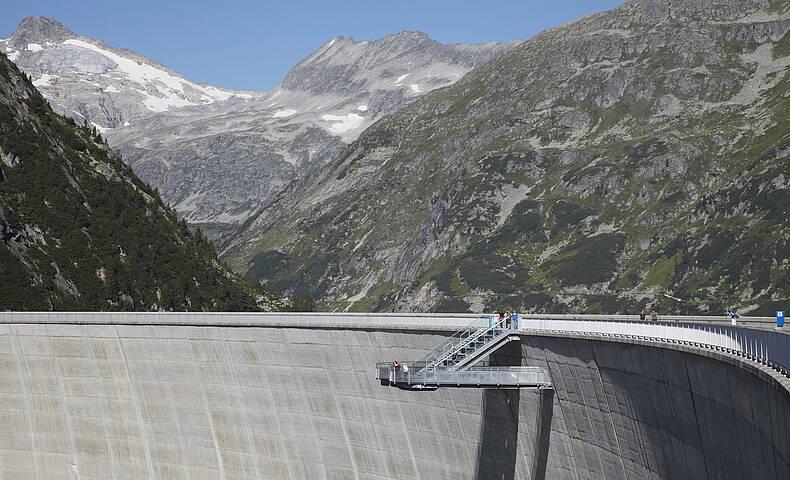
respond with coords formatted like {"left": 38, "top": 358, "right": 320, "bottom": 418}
{"left": 474, "top": 389, "right": 521, "bottom": 480}
{"left": 473, "top": 389, "right": 554, "bottom": 480}
{"left": 519, "top": 336, "right": 790, "bottom": 480}
{"left": 474, "top": 341, "right": 554, "bottom": 480}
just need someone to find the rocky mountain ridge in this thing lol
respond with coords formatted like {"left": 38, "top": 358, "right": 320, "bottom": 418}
{"left": 3, "top": 17, "right": 519, "bottom": 236}
{"left": 107, "top": 32, "right": 518, "bottom": 235}
{"left": 1, "top": 16, "right": 257, "bottom": 130}
{"left": 224, "top": 0, "right": 789, "bottom": 315}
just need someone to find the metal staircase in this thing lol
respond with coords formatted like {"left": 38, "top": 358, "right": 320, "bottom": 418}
{"left": 418, "top": 317, "right": 518, "bottom": 370}
{"left": 377, "top": 316, "right": 552, "bottom": 391}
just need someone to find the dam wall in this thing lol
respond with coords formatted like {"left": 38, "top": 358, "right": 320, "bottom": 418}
{"left": 0, "top": 314, "right": 787, "bottom": 479}
{"left": 499, "top": 336, "right": 790, "bottom": 479}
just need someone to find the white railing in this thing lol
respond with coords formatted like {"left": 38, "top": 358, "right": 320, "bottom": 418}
{"left": 0, "top": 311, "right": 779, "bottom": 330}
{"left": 424, "top": 318, "right": 509, "bottom": 370}
{"left": 2, "top": 312, "right": 786, "bottom": 375}
{"left": 518, "top": 318, "right": 790, "bottom": 376}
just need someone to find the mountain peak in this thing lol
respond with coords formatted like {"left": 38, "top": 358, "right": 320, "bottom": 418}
{"left": 10, "top": 16, "right": 74, "bottom": 47}
{"left": 282, "top": 30, "right": 508, "bottom": 95}
{"left": 385, "top": 31, "right": 431, "bottom": 41}
{"left": 374, "top": 31, "right": 435, "bottom": 48}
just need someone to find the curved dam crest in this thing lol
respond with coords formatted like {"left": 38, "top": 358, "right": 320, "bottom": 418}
{"left": 0, "top": 313, "right": 787, "bottom": 479}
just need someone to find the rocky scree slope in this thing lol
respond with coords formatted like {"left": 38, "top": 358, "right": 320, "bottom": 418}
{"left": 225, "top": 0, "right": 790, "bottom": 315}
{"left": 0, "top": 52, "right": 278, "bottom": 311}
{"left": 107, "top": 32, "right": 518, "bottom": 237}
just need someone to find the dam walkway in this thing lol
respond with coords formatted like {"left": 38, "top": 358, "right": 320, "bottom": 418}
{"left": 376, "top": 312, "right": 790, "bottom": 391}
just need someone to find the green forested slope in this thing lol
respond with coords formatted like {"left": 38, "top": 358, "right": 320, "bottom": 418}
{"left": 226, "top": 0, "right": 789, "bottom": 315}
{"left": 0, "top": 53, "right": 278, "bottom": 311}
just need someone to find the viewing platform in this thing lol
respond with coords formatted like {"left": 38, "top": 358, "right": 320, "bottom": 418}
{"left": 376, "top": 316, "right": 554, "bottom": 390}
{"left": 375, "top": 311, "right": 789, "bottom": 391}
{"left": 376, "top": 364, "right": 552, "bottom": 390}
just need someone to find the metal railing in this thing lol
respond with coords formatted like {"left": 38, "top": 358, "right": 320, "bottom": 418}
{"left": 0, "top": 311, "right": 780, "bottom": 332}
{"left": 376, "top": 363, "right": 552, "bottom": 389}
{"left": 518, "top": 318, "right": 790, "bottom": 376}
{"left": 412, "top": 317, "right": 508, "bottom": 370}
{"left": 518, "top": 313, "right": 783, "bottom": 332}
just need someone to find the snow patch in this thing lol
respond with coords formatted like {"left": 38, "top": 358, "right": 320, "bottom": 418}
{"left": 143, "top": 96, "right": 188, "bottom": 112}
{"left": 26, "top": 43, "right": 44, "bottom": 52}
{"left": 357, "top": 105, "right": 368, "bottom": 111}
{"left": 273, "top": 109, "right": 297, "bottom": 118}
{"left": 62, "top": 39, "right": 247, "bottom": 112}
{"left": 409, "top": 83, "right": 421, "bottom": 93}
{"left": 103, "top": 84, "right": 120, "bottom": 93}
{"left": 7, "top": 50, "right": 19, "bottom": 62}
{"left": 395, "top": 74, "right": 409, "bottom": 84}
{"left": 33, "top": 73, "right": 56, "bottom": 87}
{"left": 322, "top": 113, "right": 365, "bottom": 134}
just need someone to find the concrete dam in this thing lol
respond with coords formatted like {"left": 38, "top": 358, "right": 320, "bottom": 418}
{"left": 0, "top": 312, "right": 787, "bottom": 479}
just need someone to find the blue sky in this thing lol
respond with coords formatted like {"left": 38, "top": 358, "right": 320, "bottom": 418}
{"left": 2, "top": 0, "right": 625, "bottom": 92}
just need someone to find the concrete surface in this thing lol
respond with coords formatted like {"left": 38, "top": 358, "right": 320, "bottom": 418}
{"left": 0, "top": 318, "right": 787, "bottom": 479}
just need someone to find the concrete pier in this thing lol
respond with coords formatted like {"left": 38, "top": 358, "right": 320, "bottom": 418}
{"left": 0, "top": 314, "right": 786, "bottom": 479}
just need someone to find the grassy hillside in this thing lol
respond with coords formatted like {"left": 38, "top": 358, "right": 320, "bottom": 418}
{"left": 225, "top": 0, "right": 788, "bottom": 315}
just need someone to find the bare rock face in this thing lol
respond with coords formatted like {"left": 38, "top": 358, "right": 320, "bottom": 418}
{"left": 224, "top": 0, "right": 789, "bottom": 315}
{"left": 106, "top": 33, "right": 518, "bottom": 237}
{"left": 281, "top": 31, "right": 515, "bottom": 97}
{"left": 2, "top": 18, "right": 518, "bottom": 237}
{"left": 7, "top": 16, "right": 74, "bottom": 47}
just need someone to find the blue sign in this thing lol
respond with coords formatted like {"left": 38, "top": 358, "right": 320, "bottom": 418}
{"left": 778, "top": 311, "right": 785, "bottom": 328}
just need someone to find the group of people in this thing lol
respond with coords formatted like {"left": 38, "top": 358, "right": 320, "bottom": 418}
{"left": 392, "top": 360, "right": 408, "bottom": 372}
{"left": 639, "top": 309, "right": 659, "bottom": 321}
{"left": 497, "top": 310, "right": 517, "bottom": 329}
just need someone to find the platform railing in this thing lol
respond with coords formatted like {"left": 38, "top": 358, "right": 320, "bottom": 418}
{"left": 412, "top": 317, "right": 505, "bottom": 370}
{"left": 376, "top": 363, "right": 552, "bottom": 389}
{"left": 424, "top": 318, "right": 511, "bottom": 370}
{"left": 518, "top": 318, "right": 790, "bottom": 376}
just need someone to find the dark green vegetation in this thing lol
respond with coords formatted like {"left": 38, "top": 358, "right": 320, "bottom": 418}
{"left": 226, "top": 0, "right": 789, "bottom": 315}
{"left": 0, "top": 53, "right": 280, "bottom": 311}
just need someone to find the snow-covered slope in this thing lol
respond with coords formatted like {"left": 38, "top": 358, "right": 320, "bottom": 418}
{"left": 3, "top": 17, "right": 519, "bottom": 236}
{"left": 107, "top": 33, "right": 519, "bottom": 233}
{"left": 2, "top": 17, "right": 257, "bottom": 129}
